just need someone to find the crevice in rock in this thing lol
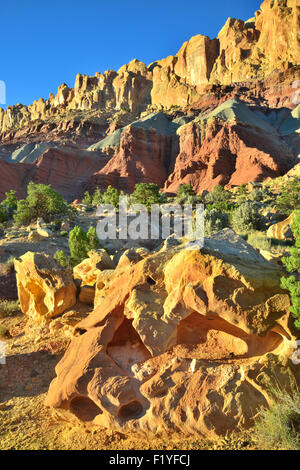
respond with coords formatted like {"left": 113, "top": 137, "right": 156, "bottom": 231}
{"left": 176, "top": 312, "right": 284, "bottom": 359}
{"left": 107, "top": 318, "right": 151, "bottom": 372}
{"left": 69, "top": 396, "right": 102, "bottom": 422}
{"left": 118, "top": 400, "right": 144, "bottom": 421}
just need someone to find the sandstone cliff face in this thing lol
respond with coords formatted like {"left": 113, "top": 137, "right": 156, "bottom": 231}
{"left": 0, "top": 0, "right": 299, "bottom": 137}
{"left": 45, "top": 231, "right": 297, "bottom": 437}
{"left": 0, "top": 0, "right": 299, "bottom": 199}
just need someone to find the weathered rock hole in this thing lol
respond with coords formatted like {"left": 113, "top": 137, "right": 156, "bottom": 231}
{"left": 118, "top": 400, "right": 143, "bottom": 421}
{"left": 177, "top": 312, "right": 284, "bottom": 359}
{"left": 107, "top": 318, "right": 151, "bottom": 372}
{"left": 69, "top": 396, "right": 102, "bottom": 422}
{"left": 146, "top": 276, "right": 156, "bottom": 286}
{"left": 75, "top": 328, "right": 87, "bottom": 336}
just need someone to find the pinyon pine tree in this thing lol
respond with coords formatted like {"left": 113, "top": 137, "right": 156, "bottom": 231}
{"left": 281, "top": 212, "right": 300, "bottom": 329}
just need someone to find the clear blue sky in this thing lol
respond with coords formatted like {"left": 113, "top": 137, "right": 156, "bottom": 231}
{"left": 0, "top": 0, "right": 261, "bottom": 107}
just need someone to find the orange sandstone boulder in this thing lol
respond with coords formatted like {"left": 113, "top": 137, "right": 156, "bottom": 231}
{"left": 45, "top": 230, "right": 297, "bottom": 437}
{"left": 14, "top": 252, "right": 76, "bottom": 323}
{"left": 73, "top": 250, "right": 115, "bottom": 287}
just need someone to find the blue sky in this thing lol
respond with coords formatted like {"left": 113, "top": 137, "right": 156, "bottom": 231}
{"left": 0, "top": 0, "right": 261, "bottom": 107}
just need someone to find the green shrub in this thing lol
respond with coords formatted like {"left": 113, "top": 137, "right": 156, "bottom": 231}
{"left": 277, "top": 179, "right": 300, "bottom": 214}
{"left": 14, "top": 182, "right": 68, "bottom": 225}
{"left": 205, "top": 185, "right": 232, "bottom": 205}
{"left": 281, "top": 212, "right": 300, "bottom": 329}
{"left": 0, "top": 300, "right": 20, "bottom": 318}
{"left": 0, "top": 205, "right": 9, "bottom": 223}
{"left": 204, "top": 208, "right": 229, "bottom": 236}
{"left": 54, "top": 250, "right": 71, "bottom": 269}
{"left": 13, "top": 200, "right": 32, "bottom": 225}
{"left": 92, "top": 188, "right": 103, "bottom": 206}
{"left": 176, "top": 184, "right": 195, "bottom": 200}
{"left": 249, "top": 188, "right": 264, "bottom": 202}
{"left": 232, "top": 202, "right": 262, "bottom": 233}
{"left": 130, "top": 183, "right": 165, "bottom": 209}
{"left": 56, "top": 225, "right": 100, "bottom": 267}
{"left": 82, "top": 191, "right": 93, "bottom": 207}
{"left": 2, "top": 190, "right": 18, "bottom": 211}
{"left": 103, "top": 185, "right": 120, "bottom": 208}
{"left": 254, "top": 387, "right": 300, "bottom": 450}
{"left": 69, "top": 226, "right": 89, "bottom": 264}
{"left": 87, "top": 226, "right": 99, "bottom": 251}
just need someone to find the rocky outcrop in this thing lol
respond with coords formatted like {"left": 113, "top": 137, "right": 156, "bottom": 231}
{"left": 164, "top": 99, "right": 296, "bottom": 192}
{"left": 0, "top": 159, "right": 32, "bottom": 199}
{"left": 45, "top": 230, "right": 297, "bottom": 437}
{"left": 14, "top": 252, "right": 77, "bottom": 323}
{"left": 2, "top": 147, "right": 110, "bottom": 200}
{"left": 267, "top": 212, "right": 296, "bottom": 240}
{"left": 1, "top": 0, "right": 299, "bottom": 139}
{"left": 0, "top": 99, "right": 298, "bottom": 198}
{"left": 73, "top": 250, "right": 115, "bottom": 287}
{"left": 89, "top": 113, "right": 181, "bottom": 192}
{"left": 0, "top": 1, "right": 299, "bottom": 200}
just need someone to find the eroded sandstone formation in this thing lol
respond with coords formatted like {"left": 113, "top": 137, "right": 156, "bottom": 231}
{"left": 0, "top": 0, "right": 299, "bottom": 137}
{"left": 14, "top": 252, "right": 77, "bottom": 323}
{"left": 0, "top": 0, "right": 299, "bottom": 198}
{"left": 45, "top": 230, "right": 298, "bottom": 437}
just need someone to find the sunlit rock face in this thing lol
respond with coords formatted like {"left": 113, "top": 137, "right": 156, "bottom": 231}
{"left": 45, "top": 230, "right": 299, "bottom": 437}
{"left": 1, "top": 0, "right": 299, "bottom": 135}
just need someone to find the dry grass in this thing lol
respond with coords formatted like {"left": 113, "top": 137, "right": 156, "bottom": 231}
{"left": 254, "top": 386, "right": 300, "bottom": 450}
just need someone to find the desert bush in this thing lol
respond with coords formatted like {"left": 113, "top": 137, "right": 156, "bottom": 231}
{"left": 55, "top": 225, "right": 100, "bottom": 268}
{"left": 232, "top": 202, "right": 262, "bottom": 233}
{"left": 103, "top": 185, "right": 119, "bottom": 208}
{"left": 69, "top": 226, "right": 90, "bottom": 264}
{"left": 277, "top": 179, "right": 300, "bottom": 214}
{"left": 130, "top": 183, "right": 165, "bottom": 209}
{"left": 281, "top": 212, "right": 300, "bottom": 329}
{"left": 205, "top": 185, "right": 232, "bottom": 205}
{"left": 254, "top": 387, "right": 300, "bottom": 450}
{"left": 82, "top": 191, "right": 93, "bottom": 207}
{"left": 0, "top": 299, "right": 20, "bottom": 318}
{"left": 176, "top": 184, "right": 195, "bottom": 201}
{"left": 247, "top": 233, "right": 272, "bottom": 251}
{"left": 14, "top": 182, "right": 68, "bottom": 225}
{"left": 86, "top": 226, "right": 99, "bottom": 251}
{"left": 204, "top": 209, "right": 229, "bottom": 236}
{"left": 54, "top": 250, "right": 72, "bottom": 269}
{"left": 2, "top": 190, "right": 18, "bottom": 211}
{"left": 0, "top": 205, "right": 9, "bottom": 223}
{"left": 176, "top": 184, "right": 203, "bottom": 206}
{"left": 92, "top": 188, "right": 103, "bottom": 206}
{"left": 249, "top": 188, "right": 264, "bottom": 202}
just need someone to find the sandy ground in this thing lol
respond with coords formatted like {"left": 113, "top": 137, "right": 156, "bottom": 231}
{"left": 0, "top": 312, "right": 258, "bottom": 451}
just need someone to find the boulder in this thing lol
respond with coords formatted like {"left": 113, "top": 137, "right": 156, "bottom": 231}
{"left": 267, "top": 212, "right": 295, "bottom": 240}
{"left": 37, "top": 227, "right": 54, "bottom": 238}
{"left": 14, "top": 252, "right": 76, "bottom": 322}
{"left": 28, "top": 230, "right": 43, "bottom": 242}
{"left": 78, "top": 286, "right": 95, "bottom": 305}
{"left": 73, "top": 250, "right": 115, "bottom": 287}
{"left": 45, "top": 230, "right": 297, "bottom": 437}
